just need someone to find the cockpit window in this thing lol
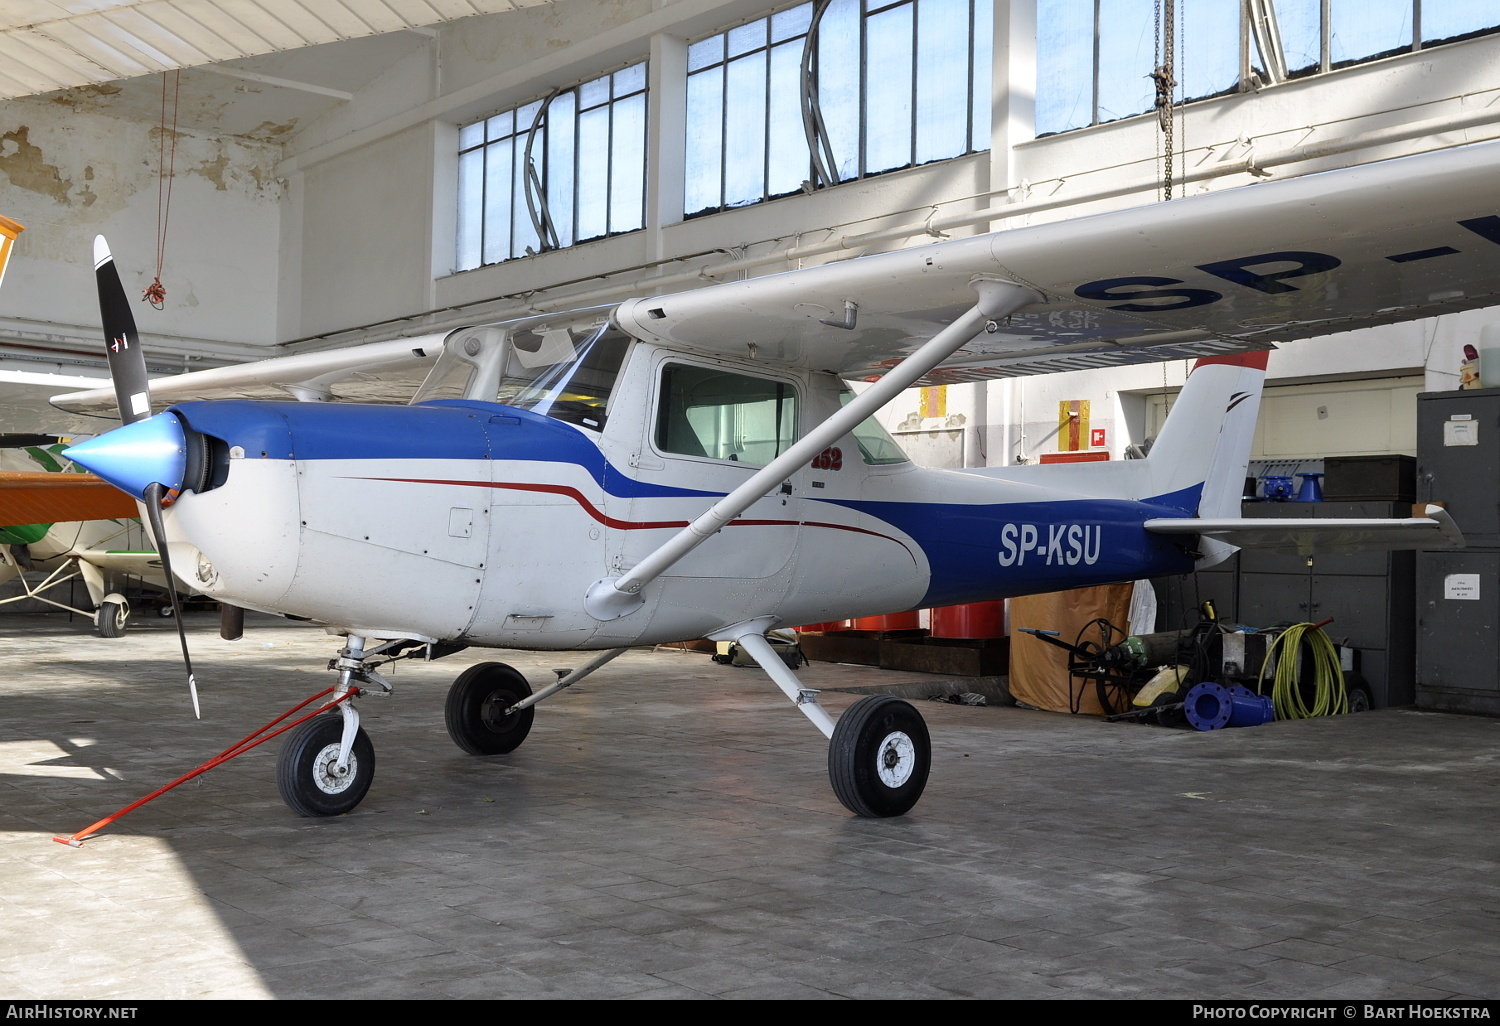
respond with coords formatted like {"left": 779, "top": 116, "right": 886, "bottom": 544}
{"left": 656, "top": 364, "right": 798, "bottom": 465}
{"left": 499, "top": 323, "right": 632, "bottom": 431}
{"left": 839, "top": 388, "right": 909, "bottom": 465}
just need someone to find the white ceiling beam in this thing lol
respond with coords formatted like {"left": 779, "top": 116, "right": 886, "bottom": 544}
{"left": 201, "top": 64, "right": 353, "bottom": 100}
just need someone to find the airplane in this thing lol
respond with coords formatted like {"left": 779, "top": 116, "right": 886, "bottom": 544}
{"left": 53, "top": 137, "right": 1493, "bottom": 821}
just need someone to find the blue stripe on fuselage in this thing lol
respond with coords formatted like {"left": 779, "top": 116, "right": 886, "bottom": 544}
{"left": 169, "top": 399, "right": 714, "bottom": 500}
{"left": 820, "top": 493, "right": 1199, "bottom": 607}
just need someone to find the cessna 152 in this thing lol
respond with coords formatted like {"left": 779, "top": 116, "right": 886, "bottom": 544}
{"left": 55, "top": 138, "right": 1492, "bottom": 820}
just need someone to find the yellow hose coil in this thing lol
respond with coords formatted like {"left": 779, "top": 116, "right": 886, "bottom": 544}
{"left": 1258, "top": 623, "right": 1347, "bottom": 720}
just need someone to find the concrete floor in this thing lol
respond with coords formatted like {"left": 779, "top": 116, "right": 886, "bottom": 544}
{"left": 3, "top": 612, "right": 1500, "bottom": 1000}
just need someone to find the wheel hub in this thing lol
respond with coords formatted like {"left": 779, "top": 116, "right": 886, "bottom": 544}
{"left": 876, "top": 730, "right": 916, "bottom": 787}
{"left": 480, "top": 691, "right": 518, "bottom": 732}
{"left": 311, "top": 743, "right": 358, "bottom": 795}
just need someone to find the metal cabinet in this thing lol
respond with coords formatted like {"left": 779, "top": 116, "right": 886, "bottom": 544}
{"left": 1415, "top": 389, "right": 1500, "bottom": 714}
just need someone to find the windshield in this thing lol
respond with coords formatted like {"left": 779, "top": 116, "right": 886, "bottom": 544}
{"left": 839, "top": 389, "right": 910, "bottom": 465}
{"left": 499, "top": 322, "right": 631, "bottom": 431}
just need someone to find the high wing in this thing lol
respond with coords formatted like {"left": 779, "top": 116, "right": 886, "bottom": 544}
{"left": 50, "top": 141, "right": 1500, "bottom": 412}
{"left": 1145, "top": 505, "right": 1462, "bottom": 555}
{"left": 50, "top": 306, "right": 622, "bottom": 418}
{"left": 50, "top": 336, "right": 445, "bottom": 419}
{"left": 0, "top": 472, "right": 138, "bottom": 526}
{"left": 615, "top": 140, "right": 1500, "bottom": 382}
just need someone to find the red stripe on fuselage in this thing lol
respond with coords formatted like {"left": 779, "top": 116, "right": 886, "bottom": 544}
{"left": 349, "top": 476, "right": 914, "bottom": 555}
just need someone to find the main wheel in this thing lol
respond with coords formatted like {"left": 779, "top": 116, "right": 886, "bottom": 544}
{"left": 828, "top": 695, "right": 931, "bottom": 818}
{"left": 96, "top": 599, "right": 129, "bottom": 638}
{"left": 275, "top": 715, "right": 375, "bottom": 817}
{"left": 445, "top": 662, "right": 534, "bottom": 755}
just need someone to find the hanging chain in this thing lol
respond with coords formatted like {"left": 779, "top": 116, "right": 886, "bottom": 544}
{"left": 1151, "top": 0, "right": 1177, "bottom": 201}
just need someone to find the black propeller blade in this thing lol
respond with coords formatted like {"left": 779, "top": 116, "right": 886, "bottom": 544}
{"left": 144, "top": 481, "right": 199, "bottom": 718}
{"left": 94, "top": 236, "right": 152, "bottom": 427}
{"left": 94, "top": 235, "right": 200, "bottom": 718}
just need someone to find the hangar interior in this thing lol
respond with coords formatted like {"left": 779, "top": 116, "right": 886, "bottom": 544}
{"left": 3, "top": 0, "right": 1500, "bottom": 1001}
{"left": 3, "top": 0, "right": 1499, "bottom": 698}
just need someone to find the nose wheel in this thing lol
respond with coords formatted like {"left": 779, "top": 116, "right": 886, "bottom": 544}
{"left": 276, "top": 715, "right": 375, "bottom": 817}
{"left": 828, "top": 695, "right": 931, "bottom": 818}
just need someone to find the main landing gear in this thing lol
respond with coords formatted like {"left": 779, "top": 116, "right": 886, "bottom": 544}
{"left": 715, "top": 619, "right": 932, "bottom": 818}
{"left": 280, "top": 629, "right": 932, "bottom": 820}
{"left": 442, "top": 648, "right": 626, "bottom": 757}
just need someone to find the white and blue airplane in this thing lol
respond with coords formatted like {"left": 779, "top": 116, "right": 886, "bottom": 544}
{"left": 55, "top": 138, "right": 1492, "bottom": 820}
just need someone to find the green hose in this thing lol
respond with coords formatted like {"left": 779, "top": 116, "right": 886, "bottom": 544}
{"left": 1258, "top": 623, "right": 1347, "bottom": 719}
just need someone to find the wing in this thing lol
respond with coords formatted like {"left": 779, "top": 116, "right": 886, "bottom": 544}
{"left": 76, "top": 549, "right": 167, "bottom": 583}
{"left": 1144, "top": 506, "right": 1462, "bottom": 555}
{"left": 615, "top": 140, "right": 1500, "bottom": 382}
{"left": 0, "top": 472, "right": 138, "bottom": 527}
{"left": 50, "top": 334, "right": 448, "bottom": 418}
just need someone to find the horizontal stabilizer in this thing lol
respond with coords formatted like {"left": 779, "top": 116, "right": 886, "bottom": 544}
{"left": 1144, "top": 505, "right": 1462, "bottom": 555}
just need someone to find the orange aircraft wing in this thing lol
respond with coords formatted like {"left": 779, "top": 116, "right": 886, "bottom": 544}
{"left": 0, "top": 473, "right": 137, "bottom": 526}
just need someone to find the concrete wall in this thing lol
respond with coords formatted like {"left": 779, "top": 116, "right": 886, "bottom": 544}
{"left": 0, "top": 94, "right": 284, "bottom": 365}
{"left": 2, "top": 0, "right": 1497, "bottom": 454}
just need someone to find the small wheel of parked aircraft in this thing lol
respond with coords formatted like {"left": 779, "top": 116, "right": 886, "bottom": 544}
{"left": 157, "top": 603, "right": 175, "bottom": 618}
{"left": 96, "top": 599, "right": 129, "bottom": 638}
{"left": 828, "top": 694, "right": 931, "bottom": 818}
{"left": 1350, "top": 681, "right": 1374, "bottom": 714}
{"left": 275, "top": 715, "right": 375, "bottom": 817}
{"left": 445, "top": 662, "right": 535, "bottom": 756}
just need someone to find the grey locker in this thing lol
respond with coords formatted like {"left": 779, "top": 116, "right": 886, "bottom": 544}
{"left": 1417, "top": 389, "right": 1500, "bottom": 546}
{"left": 1416, "top": 549, "right": 1500, "bottom": 715}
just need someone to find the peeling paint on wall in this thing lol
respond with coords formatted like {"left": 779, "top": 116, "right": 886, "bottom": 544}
{"left": 48, "top": 83, "right": 123, "bottom": 109}
{"left": 194, "top": 154, "right": 231, "bottom": 191}
{"left": 0, "top": 127, "right": 72, "bottom": 205}
{"left": 247, "top": 120, "right": 299, "bottom": 141}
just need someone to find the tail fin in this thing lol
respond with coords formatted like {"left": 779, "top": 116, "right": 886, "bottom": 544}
{"left": 1145, "top": 351, "right": 1269, "bottom": 515}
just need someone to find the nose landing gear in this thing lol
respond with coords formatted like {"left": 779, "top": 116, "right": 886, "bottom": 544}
{"left": 274, "top": 635, "right": 394, "bottom": 818}
{"left": 276, "top": 711, "right": 375, "bottom": 817}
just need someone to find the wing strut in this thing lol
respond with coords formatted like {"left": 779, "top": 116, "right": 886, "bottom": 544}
{"left": 583, "top": 277, "right": 1042, "bottom": 622}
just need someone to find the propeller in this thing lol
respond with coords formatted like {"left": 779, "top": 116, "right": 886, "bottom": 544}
{"left": 68, "top": 236, "right": 200, "bottom": 718}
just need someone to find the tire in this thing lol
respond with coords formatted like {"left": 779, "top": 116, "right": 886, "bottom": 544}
{"left": 1347, "top": 683, "right": 1374, "bottom": 714}
{"left": 445, "top": 662, "right": 535, "bottom": 756}
{"left": 96, "top": 599, "right": 128, "bottom": 638}
{"left": 275, "top": 715, "right": 375, "bottom": 817}
{"left": 828, "top": 695, "right": 931, "bottom": 818}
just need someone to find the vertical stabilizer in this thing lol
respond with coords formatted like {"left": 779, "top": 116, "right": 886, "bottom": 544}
{"left": 1146, "top": 351, "right": 1269, "bottom": 520}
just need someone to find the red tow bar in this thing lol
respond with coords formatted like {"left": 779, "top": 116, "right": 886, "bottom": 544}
{"left": 54, "top": 686, "right": 356, "bottom": 847}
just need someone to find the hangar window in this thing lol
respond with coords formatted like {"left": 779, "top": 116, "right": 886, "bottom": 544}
{"left": 684, "top": 0, "right": 993, "bottom": 217}
{"left": 1036, "top": 1, "right": 1500, "bottom": 137}
{"left": 656, "top": 364, "right": 800, "bottom": 465}
{"left": 456, "top": 63, "right": 648, "bottom": 271}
